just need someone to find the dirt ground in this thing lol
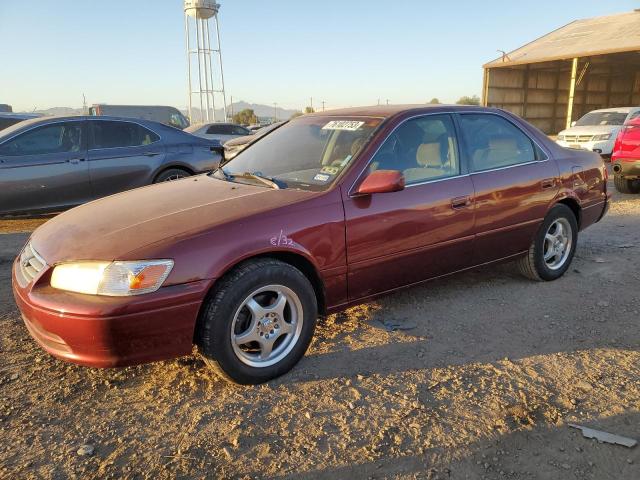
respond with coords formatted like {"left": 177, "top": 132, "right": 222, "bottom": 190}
{"left": 0, "top": 180, "right": 639, "bottom": 480}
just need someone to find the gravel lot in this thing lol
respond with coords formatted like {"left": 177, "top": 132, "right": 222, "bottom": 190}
{"left": 0, "top": 180, "right": 639, "bottom": 479}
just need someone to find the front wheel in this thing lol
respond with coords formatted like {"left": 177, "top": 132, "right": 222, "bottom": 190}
{"left": 154, "top": 168, "right": 191, "bottom": 183}
{"left": 196, "top": 259, "right": 318, "bottom": 384}
{"left": 517, "top": 204, "right": 578, "bottom": 281}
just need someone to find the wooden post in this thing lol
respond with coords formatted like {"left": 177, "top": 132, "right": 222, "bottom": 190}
{"left": 566, "top": 57, "right": 579, "bottom": 129}
{"left": 482, "top": 68, "right": 490, "bottom": 106}
{"left": 522, "top": 65, "right": 530, "bottom": 119}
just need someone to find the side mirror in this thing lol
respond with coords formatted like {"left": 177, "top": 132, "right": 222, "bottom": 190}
{"left": 570, "top": 121, "right": 577, "bottom": 127}
{"left": 356, "top": 170, "right": 405, "bottom": 195}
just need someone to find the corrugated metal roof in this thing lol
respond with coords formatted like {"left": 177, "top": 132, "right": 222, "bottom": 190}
{"left": 484, "top": 10, "right": 640, "bottom": 68}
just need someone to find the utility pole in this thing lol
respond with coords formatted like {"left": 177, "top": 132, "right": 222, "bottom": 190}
{"left": 273, "top": 102, "right": 278, "bottom": 122}
{"left": 377, "top": 98, "right": 380, "bottom": 106}
{"left": 386, "top": 99, "right": 389, "bottom": 105}
{"left": 321, "top": 100, "right": 325, "bottom": 112}
{"left": 82, "top": 93, "right": 87, "bottom": 115}
{"left": 310, "top": 97, "right": 313, "bottom": 111}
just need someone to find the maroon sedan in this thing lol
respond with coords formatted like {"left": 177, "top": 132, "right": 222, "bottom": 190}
{"left": 13, "top": 105, "right": 609, "bottom": 384}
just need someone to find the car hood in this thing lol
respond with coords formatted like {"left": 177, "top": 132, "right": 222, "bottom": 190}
{"left": 558, "top": 125, "right": 621, "bottom": 136}
{"left": 30, "top": 175, "right": 315, "bottom": 264}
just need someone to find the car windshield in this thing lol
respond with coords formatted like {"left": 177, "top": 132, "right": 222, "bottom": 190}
{"left": 575, "top": 111, "right": 628, "bottom": 126}
{"left": 217, "top": 116, "right": 383, "bottom": 191}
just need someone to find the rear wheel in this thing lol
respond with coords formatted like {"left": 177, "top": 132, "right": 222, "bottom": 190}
{"left": 517, "top": 204, "right": 578, "bottom": 281}
{"left": 196, "top": 259, "right": 317, "bottom": 384}
{"left": 613, "top": 175, "right": 640, "bottom": 194}
{"left": 154, "top": 168, "right": 191, "bottom": 183}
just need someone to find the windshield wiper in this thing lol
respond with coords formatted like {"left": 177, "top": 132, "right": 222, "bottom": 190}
{"left": 230, "top": 172, "right": 281, "bottom": 189}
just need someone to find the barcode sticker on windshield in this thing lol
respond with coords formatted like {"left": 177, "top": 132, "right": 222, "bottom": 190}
{"left": 322, "top": 121, "right": 365, "bottom": 131}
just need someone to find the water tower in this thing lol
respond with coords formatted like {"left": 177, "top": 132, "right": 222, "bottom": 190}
{"left": 184, "top": 0, "right": 227, "bottom": 124}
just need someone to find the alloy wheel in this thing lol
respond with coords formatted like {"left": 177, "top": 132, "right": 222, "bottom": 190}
{"left": 230, "top": 285, "right": 303, "bottom": 367}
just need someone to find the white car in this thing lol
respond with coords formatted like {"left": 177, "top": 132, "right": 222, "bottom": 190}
{"left": 556, "top": 107, "right": 640, "bottom": 156}
{"left": 184, "top": 122, "right": 253, "bottom": 144}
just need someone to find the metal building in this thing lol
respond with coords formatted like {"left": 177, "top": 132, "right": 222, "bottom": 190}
{"left": 482, "top": 10, "right": 640, "bottom": 134}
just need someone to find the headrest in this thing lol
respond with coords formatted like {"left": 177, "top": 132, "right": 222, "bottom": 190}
{"left": 416, "top": 143, "right": 442, "bottom": 167}
{"left": 489, "top": 136, "right": 517, "bottom": 150}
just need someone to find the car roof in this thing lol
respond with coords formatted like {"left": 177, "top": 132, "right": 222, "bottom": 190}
{"left": 306, "top": 104, "right": 491, "bottom": 119}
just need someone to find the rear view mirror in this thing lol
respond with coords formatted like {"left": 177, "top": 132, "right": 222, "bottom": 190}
{"left": 356, "top": 170, "right": 405, "bottom": 195}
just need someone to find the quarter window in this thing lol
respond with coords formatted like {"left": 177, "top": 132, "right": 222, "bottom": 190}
{"left": 370, "top": 114, "right": 460, "bottom": 184}
{"left": 0, "top": 122, "right": 84, "bottom": 156}
{"left": 459, "top": 114, "right": 539, "bottom": 172}
{"left": 90, "top": 121, "right": 159, "bottom": 149}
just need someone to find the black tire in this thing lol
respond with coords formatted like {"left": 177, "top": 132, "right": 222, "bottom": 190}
{"left": 613, "top": 175, "right": 640, "bottom": 194}
{"left": 154, "top": 168, "right": 191, "bottom": 183}
{"left": 517, "top": 204, "right": 578, "bottom": 281}
{"left": 196, "top": 258, "right": 318, "bottom": 385}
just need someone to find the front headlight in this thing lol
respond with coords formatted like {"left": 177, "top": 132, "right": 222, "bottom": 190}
{"left": 592, "top": 133, "right": 611, "bottom": 141}
{"left": 50, "top": 260, "right": 174, "bottom": 296}
{"left": 557, "top": 135, "right": 565, "bottom": 141}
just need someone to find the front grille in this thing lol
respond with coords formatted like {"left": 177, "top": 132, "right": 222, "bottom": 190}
{"left": 564, "top": 135, "right": 594, "bottom": 143}
{"left": 18, "top": 242, "right": 47, "bottom": 286}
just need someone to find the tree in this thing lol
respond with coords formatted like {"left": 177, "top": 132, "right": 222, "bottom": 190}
{"left": 455, "top": 95, "right": 481, "bottom": 106}
{"left": 304, "top": 106, "right": 315, "bottom": 114}
{"left": 232, "top": 108, "right": 257, "bottom": 125}
{"left": 428, "top": 98, "right": 440, "bottom": 104}
{"left": 289, "top": 112, "right": 303, "bottom": 119}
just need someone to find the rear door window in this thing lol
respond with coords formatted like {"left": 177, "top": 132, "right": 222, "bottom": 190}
{"left": 90, "top": 121, "right": 159, "bottom": 149}
{"left": 459, "top": 114, "right": 541, "bottom": 172}
{"left": 0, "top": 122, "right": 84, "bottom": 156}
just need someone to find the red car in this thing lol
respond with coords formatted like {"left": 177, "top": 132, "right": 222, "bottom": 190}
{"left": 612, "top": 116, "right": 640, "bottom": 193}
{"left": 13, "top": 105, "right": 609, "bottom": 384}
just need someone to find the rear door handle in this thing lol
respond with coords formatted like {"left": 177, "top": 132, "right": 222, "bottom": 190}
{"left": 144, "top": 152, "right": 160, "bottom": 157}
{"left": 541, "top": 178, "right": 555, "bottom": 189}
{"left": 67, "top": 158, "right": 85, "bottom": 164}
{"left": 451, "top": 196, "right": 472, "bottom": 210}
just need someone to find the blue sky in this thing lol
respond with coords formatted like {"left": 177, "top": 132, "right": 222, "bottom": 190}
{"left": 1, "top": 0, "right": 638, "bottom": 112}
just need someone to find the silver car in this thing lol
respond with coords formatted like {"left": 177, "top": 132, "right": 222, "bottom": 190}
{"left": 185, "top": 122, "right": 253, "bottom": 143}
{"left": 0, "top": 116, "right": 223, "bottom": 215}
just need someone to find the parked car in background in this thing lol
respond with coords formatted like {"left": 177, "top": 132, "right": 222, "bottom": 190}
{"left": 0, "top": 112, "right": 41, "bottom": 131}
{"left": 611, "top": 115, "right": 640, "bottom": 193}
{"left": 223, "top": 121, "right": 285, "bottom": 161}
{"left": 12, "top": 105, "right": 609, "bottom": 385}
{"left": 185, "top": 122, "right": 252, "bottom": 143}
{"left": 89, "top": 104, "right": 190, "bottom": 130}
{"left": 556, "top": 107, "right": 640, "bottom": 156}
{"left": 0, "top": 116, "right": 222, "bottom": 215}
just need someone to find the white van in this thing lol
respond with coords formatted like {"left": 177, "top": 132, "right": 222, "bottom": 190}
{"left": 89, "top": 104, "right": 190, "bottom": 130}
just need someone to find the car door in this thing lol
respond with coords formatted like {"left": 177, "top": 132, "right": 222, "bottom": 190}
{"left": 457, "top": 112, "right": 560, "bottom": 265}
{"left": 87, "top": 120, "right": 165, "bottom": 199}
{"left": 343, "top": 114, "right": 476, "bottom": 300}
{"left": 0, "top": 120, "right": 91, "bottom": 214}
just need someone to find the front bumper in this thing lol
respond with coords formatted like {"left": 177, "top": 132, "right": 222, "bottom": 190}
{"left": 12, "top": 256, "right": 212, "bottom": 368}
{"left": 556, "top": 139, "right": 614, "bottom": 155}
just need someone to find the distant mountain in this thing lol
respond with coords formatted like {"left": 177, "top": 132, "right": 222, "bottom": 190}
{"left": 183, "top": 101, "right": 300, "bottom": 123}
{"left": 34, "top": 107, "right": 85, "bottom": 116}
{"left": 27, "top": 101, "right": 301, "bottom": 122}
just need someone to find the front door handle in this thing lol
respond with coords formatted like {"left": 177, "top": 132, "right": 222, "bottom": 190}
{"left": 541, "top": 178, "right": 555, "bottom": 189}
{"left": 67, "top": 158, "right": 85, "bottom": 164}
{"left": 451, "top": 196, "right": 472, "bottom": 210}
{"left": 144, "top": 152, "right": 160, "bottom": 157}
